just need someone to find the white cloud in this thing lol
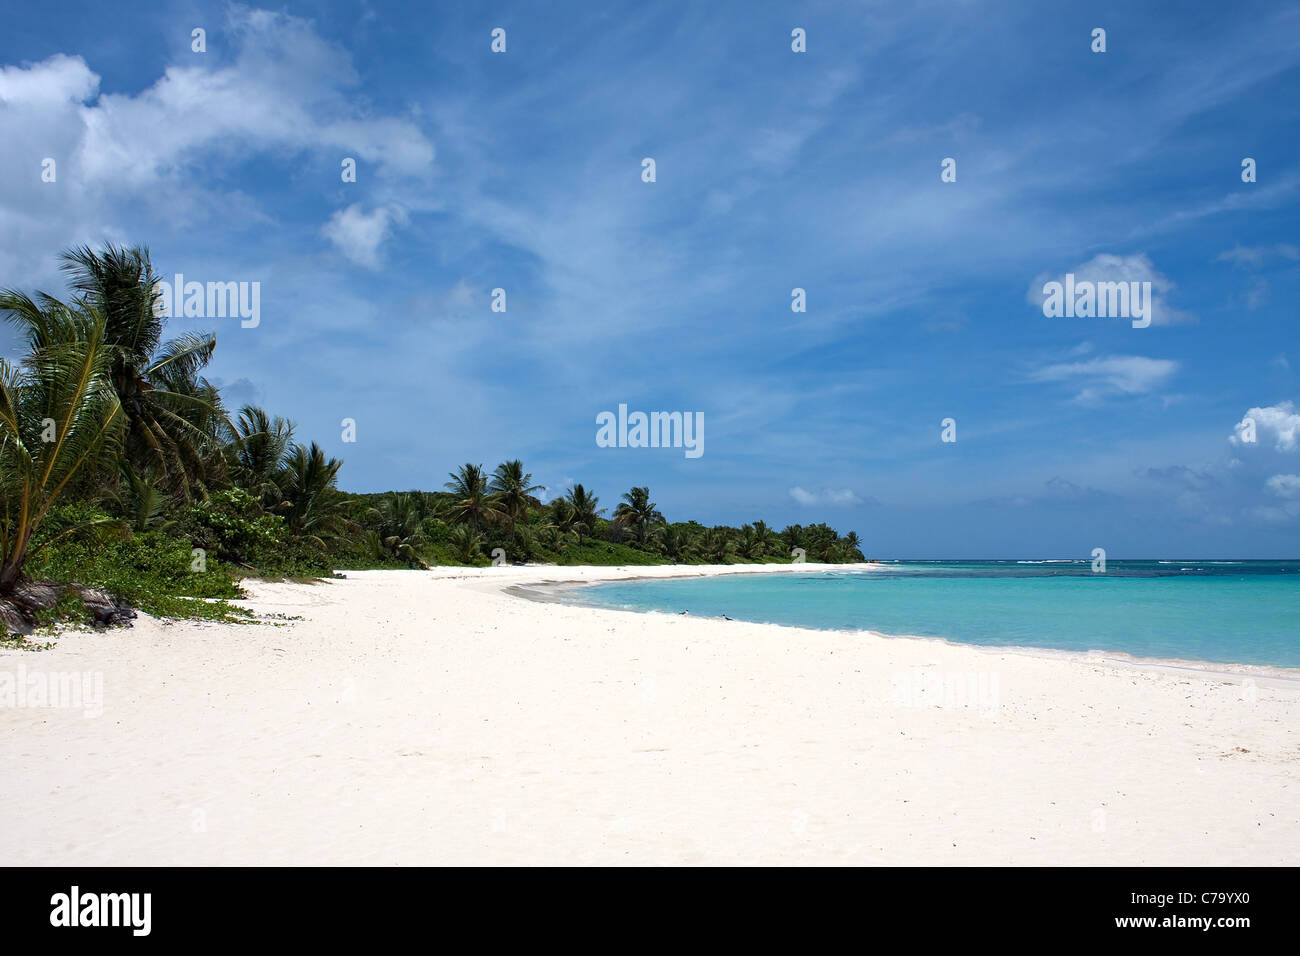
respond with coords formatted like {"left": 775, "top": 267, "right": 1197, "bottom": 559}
{"left": 0, "top": 9, "right": 434, "bottom": 285}
{"left": 321, "top": 203, "right": 407, "bottom": 268}
{"left": 1027, "top": 253, "right": 1192, "bottom": 326}
{"left": 1265, "top": 474, "right": 1300, "bottom": 498}
{"left": 0, "top": 53, "right": 98, "bottom": 105}
{"left": 1027, "top": 354, "right": 1178, "bottom": 403}
{"left": 789, "top": 486, "right": 864, "bottom": 507}
{"left": 540, "top": 477, "right": 576, "bottom": 503}
{"left": 1252, "top": 477, "right": 1300, "bottom": 523}
{"left": 1230, "top": 401, "right": 1300, "bottom": 451}
{"left": 71, "top": 9, "right": 433, "bottom": 188}
{"left": 1215, "top": 243, "right": 1300, "bottom": 267}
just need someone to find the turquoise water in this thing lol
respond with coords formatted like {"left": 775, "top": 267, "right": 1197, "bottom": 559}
{"left": 576, "top": 561, "right": 1300, "bottom": 668}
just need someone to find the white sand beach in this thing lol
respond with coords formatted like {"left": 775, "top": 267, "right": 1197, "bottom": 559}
{"left": 2, "top": 564, "right": 1297, "bottom": 866}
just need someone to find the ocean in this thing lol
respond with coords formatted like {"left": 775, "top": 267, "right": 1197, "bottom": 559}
{"left": 574, "top": 560, "right": 1300, "bottom": 668}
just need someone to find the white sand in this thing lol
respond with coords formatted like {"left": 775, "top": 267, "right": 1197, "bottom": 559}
{"left": 2, "top": 563, "right": 1297, "bottom": 866}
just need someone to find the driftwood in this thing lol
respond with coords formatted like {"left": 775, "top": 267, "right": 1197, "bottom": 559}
{"left": 0, "top": 580, "right": 137, "bottom": 637}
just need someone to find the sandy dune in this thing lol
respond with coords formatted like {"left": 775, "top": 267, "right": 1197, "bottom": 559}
{"left": 2, "top": 565, "right": 1297, "bottom": 865}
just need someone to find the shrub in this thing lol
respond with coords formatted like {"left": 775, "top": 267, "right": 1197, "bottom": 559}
{"left": 28, "top": 507, "right": 247, "bottom": 622}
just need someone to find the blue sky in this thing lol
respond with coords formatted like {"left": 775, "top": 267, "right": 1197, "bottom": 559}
{"left": 1, "top": 0, "right": 1297, "bottom": 557}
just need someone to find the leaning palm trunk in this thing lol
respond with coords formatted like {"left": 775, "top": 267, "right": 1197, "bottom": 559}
{"left": 3, "top": 244, "right": 227, "bottom": 500}
{"left": 0, "top": 309, "right": 123, "bottom": 598}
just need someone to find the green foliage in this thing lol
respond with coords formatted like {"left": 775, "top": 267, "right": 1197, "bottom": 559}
{"left": 0, "top": 301, "right": 127, "bottom": 590}
{"left": 449, "top": 524, "right": 486, "bottom": 564}
{"left": 181, "top": 489, "right": 283, "bottom": 563}
{"left": 28, "top": 505, "right": 246, "bottom": 622}
{"left": 444, "top": 463, "right": 503, "bottom": 531}
{"left": 488, "top": 459, "right": 543, "bottom": 537}
{"left": 364, "top": 491, "right": 429, "bottom": 567}
{"left": 328, "top": 483, "right": 866, "bottom": 570}
{"left": 55, "top": 244, "right": 225, "bottom": 497}
{"left": 543, "top": 539, "right": 668, "bottom": 566}
{"left": 0, "top": 244, "right": 870, "bottom": 621}
{"left": 613, "top": 486, "right": 665, "bottom": 544}
{"left": 179, "top": 488, "right": 332, "bottom": 576}
{"left": 32, "top": 591, "right": 89, "bottom": 628}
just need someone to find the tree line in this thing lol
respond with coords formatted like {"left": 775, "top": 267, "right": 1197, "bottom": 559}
{"left": 0, "top": 244, "right": 864, "bottom": 629}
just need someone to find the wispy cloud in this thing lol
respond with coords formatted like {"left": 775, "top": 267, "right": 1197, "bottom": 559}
{"left": 1216, "top": 243, "right": 1300, "bottom": 267}
{"left": 0, "top": 0, "right": 1297, "bottom": 555}
{"left": 789, "top": 487, "right": 867, "bottom": 508}
{"left": 1027, "top": 354, "right": 1179, "bottom": 403}
{"left": 1266, "top": 474, "right": 1300, "bottom": 498}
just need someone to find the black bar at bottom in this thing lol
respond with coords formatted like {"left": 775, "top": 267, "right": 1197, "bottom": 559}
{"left": 0, "top": 865, "right": 1290, "bottom": 943}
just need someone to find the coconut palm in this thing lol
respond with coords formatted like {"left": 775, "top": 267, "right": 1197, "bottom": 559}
{"left": 230, "top": 405, "right": 294, "bottom": 507}
{"left": 117, "top": 466, "right": 178, "bottom": 534}
{"left": 842, "top": 531, "right": 864, "bottom": 561}
{"left": 449, "top": 524, "right": 484, "bottom": 563}
{"left": 543, "top": 498, "right": 583, "bottom": 553}
{"left": 367, "top": 492, "right": 428, "bottom": 566}
{"left": 751, "top": 519, "right": 780, "bottom": 556}
{"left": 549, "top": 497, "right": 577, "bottom": 534}
{"left": 700, "top": 527, "right": 734, "bottom": 564}
{"left": 512, "top": 523, "right": 539, "bottom": 561}
{"left": 613, "top": 486, "right": 664, "bottom": 545}
{"left": 0, "top": 304, "right": 124, "bottom": 596}
{"left": 538, "top": 521, "right": 577, "bottom": 554}
{"left": 1, "top": 244, "right": 226, "bottom": 498}
{"left": 151, "top": 348, "right": 231, "bottom": 494}
{"left": 655, "top": 524, "right": 694, "bottom": 563}
{"left": 738, "top": 524, "right": 767, "bottom": 560}
{"left": 444, "top": 463, "right": 503, "bottom": 531}
{"left": 488, "top": 459, "right": 543, "bottom": 538}
{"left": 564, "top": 484, "right": 603, "bottom": 543}
{"left": 278, "top": 442, "right": 348, "bottom": 548}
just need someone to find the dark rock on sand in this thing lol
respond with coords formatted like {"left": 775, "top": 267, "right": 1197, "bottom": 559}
{"left": 0, "top": 581, "right": 137, "bottom": 637}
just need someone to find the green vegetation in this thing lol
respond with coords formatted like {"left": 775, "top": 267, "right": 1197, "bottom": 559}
{"left": 329, "top": 484, "right": 865, "bottom": 569}
{"left": 0, "top": 243, "right": 864, "bottom": 636}
{"left": 29, "top": 504, "right": 247, "bottom": 621}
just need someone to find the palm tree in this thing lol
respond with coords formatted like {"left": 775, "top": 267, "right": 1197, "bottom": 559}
{"left": 367, "top": 492, "right": 428, "bottom": 566}
{"left": 564, "top": 484, "right": 603, "bottom": 543}
{"left": 0, "top": 304, "right": 124, "bottom": 596}
{"left": 449, "top": 524, "right": 484, "bottom": 564}
{"left": 278, "top": 442, "right": 348, "bottom": 548}
{"left": 700, "top": 527, "right": 734, "bottom": 564}
{"left": 512, "top": 523, "right": 539, "bottom": 561}
{"left": 738, "top": 524, "right": 766, "bottom": 560}
{"left": 488, "top": 459, "right": 543, "bottom": 538}
{"left": 613, "top": 486, "right": 664, "bottom": 545}
{"left": 751, "top": 520, "right": 780, "bottom": 556}
{"left": 655, "top": 524, "right": 694, "bottom": 563}
{"left": 550, "top": 497, "right": 577, "bottom": 533}
{"left": 230, "top": 405, "right": 294, "bottom": 507}
{"left": 538, "top": 520, "right": 577, "bottom": 554}
{"left": 444, "top": 463, "right": 502, "bottom": 531}
{"left": 117, "top": 466, "right": 177, "bottom": 534}
{"left": 843, "top": 531, "right": 864, "bottom": 561}
{"left": 543, "top": 498, "right": 583, "bottom": 553}
{"left": 1, "top": 244, "right": 225, "bottom": 498}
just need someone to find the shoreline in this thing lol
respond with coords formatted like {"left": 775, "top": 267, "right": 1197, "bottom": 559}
{"left": 493, "top": 562, "right": 1300, "bottom": 684}
{"left": 3, "top": 564, "right": 1297, "bottom": 865}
